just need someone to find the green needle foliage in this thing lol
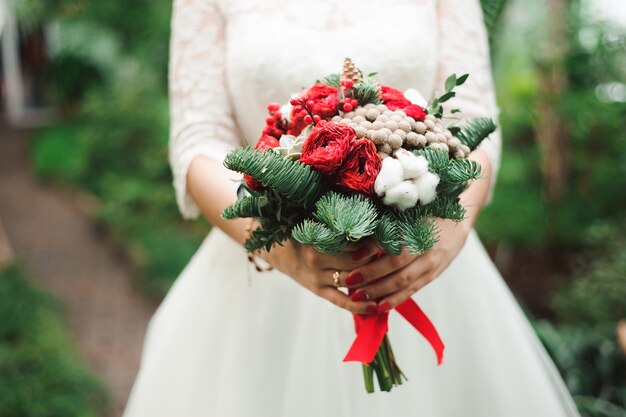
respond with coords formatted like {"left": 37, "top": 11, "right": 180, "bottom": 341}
{"left": 442, "top": 159, "right": 482, "bottom": 184}
{"left": 291, "top": 220, "right": 347, "bottom": 254}
{"left": 221, "top": 195, "right": 268, "bottom": 220}
{"left": 315, "top": 192, "right": 379, "bottom": 241}
{"left": 395, "top": 210, "right": 440, "bottom": 255}
{"left": 224, "top": 147, "right": 326, "bottom": 207}
{"left": 375, "top": 213, "right": 403, "bottom": 255}
{"left": 353, "top": 82, "right": 382, "bottom": 105}
{"left": 454, "top": 117, "right": 497, "bottom": 151}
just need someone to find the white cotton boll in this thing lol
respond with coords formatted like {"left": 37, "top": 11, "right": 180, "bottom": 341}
{"left": 394, "top": 149, "right": 429, "bottom": 180}
{"left": 414, "top": 172, "right": 440, "bottom": 204}
{"left": 403, "top": 88, "right": 428, "bottom": 107}
{"left": 383, "top": 181, "right": 420, "bottom": 210}
{"left": 374, "top": 157, "right": 404, "bottom": 196}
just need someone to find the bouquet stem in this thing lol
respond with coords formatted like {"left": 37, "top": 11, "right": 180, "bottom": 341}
{"left": 362, "top": 334, "right": 407, "bottom": 393}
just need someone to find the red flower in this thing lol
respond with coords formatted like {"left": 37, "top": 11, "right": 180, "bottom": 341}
{"left": 244, "top": 135, "right": 280, "bottom": 192}
{"left": 379, "top": 85, "right": 426, "bottom": 121}
{"left": 300, "top": 120, "right": 354, "bottom": 175}
{"left": 336, "top": 139, "right": 382, "bottom": 196}
{"left": 289, "top": 83, "right": 339, "bottom": 136}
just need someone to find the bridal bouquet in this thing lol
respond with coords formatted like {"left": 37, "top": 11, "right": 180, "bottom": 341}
{"left": 222, "top": 58, "right": 496, "bottom": 392}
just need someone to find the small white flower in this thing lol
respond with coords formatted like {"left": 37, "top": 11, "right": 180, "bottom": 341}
{"left": 374, "top": 157, "right": 404, "bottom": 196}
{"left": 280, "top": 101, "right": 294, "bottom": 123}
{"left": 414, "top": 172, "right": 440, "bottom": 204}
{"left": 383, "top": 181, "right": 419, "bottom": 210}
{"left": 394, "top": 149, "right": 429, "bottom": 180}
{"left": 403, "top": 88, "right": 428, "bottom": 108}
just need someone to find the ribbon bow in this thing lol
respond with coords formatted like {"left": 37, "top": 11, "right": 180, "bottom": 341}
{"left": 343, "top": 298, "right": 445, "bottom": 364}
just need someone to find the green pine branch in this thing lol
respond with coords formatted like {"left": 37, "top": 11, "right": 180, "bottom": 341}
{"left": 291, "top": 220, "right": 347, "bottom": 254}
{"left": 442, "top": 158, "right": 482, "bottom": 184}
{"left": 315, "top": 192, "right": 378, "bottom": 241}
{"left": 244, "top": 224, "right": 290, "bottom": 253}
{"left": 224, "top": 147, "right": 327, "bottom": 208}
{"left": 353, "top": 82, "right": 382, "bottom": 105}
{"left": 454, "top": 117, "right": 497, "bottom": 151}
{"left": 221, "top": 195, "right": 268, "bottom": 220}
{"left": 375, "top": 213, "right": 403, "bottom": 255}
{"left": 412, "top": 148, "right": 450, "bottom": 175}
{"left": 322, "top": 73, "right": 341, "bottom": 87}
{"left": 395, "top": 210, "right": 440, "bottom": 255}
{"left": 421, "top": 198, "right": 466, "bottom": 222}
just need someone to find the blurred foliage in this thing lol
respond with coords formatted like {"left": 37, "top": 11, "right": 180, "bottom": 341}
{"left": 478, "top": 0, "right": 626, "bottom": 248}
{"left": 536, "top": 321, "right": 626, "bottom": 417}
{"left": 553, "top": 222, "right": 626, "bottom": 325}
{"left": 0, "top": 264, "right": 108, "bottom": 417}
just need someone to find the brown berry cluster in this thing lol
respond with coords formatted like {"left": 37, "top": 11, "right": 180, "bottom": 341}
{"left": 332, "top": 104, "right": 471, "bottom": 159}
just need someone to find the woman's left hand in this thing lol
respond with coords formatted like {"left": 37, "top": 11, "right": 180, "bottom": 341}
{"left": 345, "top": 218, "right": 471, "bottom": 313}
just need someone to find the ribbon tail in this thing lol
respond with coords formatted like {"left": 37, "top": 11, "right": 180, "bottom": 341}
{"left": 395, "top": 298, "right": 445, "bottom": 365}
{"left": 343, "top": 312, "right": 389, "bottom": 363}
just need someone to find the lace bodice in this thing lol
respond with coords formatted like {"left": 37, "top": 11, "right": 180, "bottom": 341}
{"left": 169, "top": 0, "right": 501, "bottom": 219}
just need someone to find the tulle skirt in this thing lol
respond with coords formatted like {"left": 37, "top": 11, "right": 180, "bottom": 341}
{"left": 124, "top": 229, "right": 579, "bottom": 417}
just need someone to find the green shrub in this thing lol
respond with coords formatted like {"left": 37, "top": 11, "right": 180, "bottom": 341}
{"left": 32, "top": 124, "right": 85, "bottom": 182}
{"left": 535, "top": 321, "right": 626, "bottom": 417}
{"left": 0, "top": 265, "right": 108, "bottom": 417}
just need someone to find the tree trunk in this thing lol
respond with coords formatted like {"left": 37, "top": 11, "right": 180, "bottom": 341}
{"left": 535, "top": 0, "right": 569, "bottom": 202}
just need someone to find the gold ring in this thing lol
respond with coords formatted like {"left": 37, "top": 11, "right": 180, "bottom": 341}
{"left": 332, "top": 271, "right": 342, "bottom": 288}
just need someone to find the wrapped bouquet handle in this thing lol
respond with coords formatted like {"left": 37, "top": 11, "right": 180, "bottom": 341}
{"left": 221, "top": 58, "right": 496, "bottom": 392}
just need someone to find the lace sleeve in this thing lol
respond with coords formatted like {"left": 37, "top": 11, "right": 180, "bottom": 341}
{"left": 436, "top": 0, "right": 502, "bottom": 200}
{"left": 169, "top": 0, "right": 241, "bottom": 219}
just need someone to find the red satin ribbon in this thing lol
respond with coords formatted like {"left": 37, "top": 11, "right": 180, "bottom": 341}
{"left": 343, "top": 298, "right": 444, "bottom": 365}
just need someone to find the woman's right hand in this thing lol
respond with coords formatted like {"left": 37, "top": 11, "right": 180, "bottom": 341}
{"left": 261, "top": 239, "right": 379, "bottom": 315}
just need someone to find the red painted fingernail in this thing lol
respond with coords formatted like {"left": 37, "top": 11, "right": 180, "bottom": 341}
{"left": 370, "top": 250, "right": 384, "bottom": 262}
{"left": 345, "top": 272, "right": 364, "bottom": 286}
{"left": 366, "top": 304, "right": 378, "bottom": 314}
{"left": 377, "top": 301, "right": 391, "bottom": 314}
{"left": 351, "top": 246, "right": 371, "bottom": 261}
{"left": 351, "top": 289, "right": 369, "bottom": 302}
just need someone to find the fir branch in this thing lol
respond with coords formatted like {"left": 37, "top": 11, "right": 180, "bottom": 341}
{"left": 322, "top": 73, "right": 341, "bottom": 87}
{"left": 224, "top": 147, "right": 327, "bottom": 208}
{"left": 375, "top": 213, "right": 403, "bottom": 255}
{"left": 353, "top": 82, "right": 382, "bottom": 105}
{"left": 315, "top": 192, "right": 379, "bottom": 241}
{"left": 396, "top": 210, "right": 440, "bottom": 255}
{"left": 412, "top": 148, "right": 450, "bottom": 175}
{"left": 291, "top": 220, "right": 347, "bottom": 254}
{"left": 442, "top": 158, "right": 482, "bottom": 184}
{"left": 454, "top": 117, "right": 497, "bottom": 151}
{"left": 221, "top": 195, "right": 267, "bottom": 220}
{"left": 243, "top": 225, "right": 290, "bottom": 253}
{"left": 421, "top": 198, "right": 466, "bottom": 222}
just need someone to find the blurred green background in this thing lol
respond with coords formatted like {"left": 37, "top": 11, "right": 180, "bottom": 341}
{"left": 1, "top": 0, "right": 625, "bottom": 416}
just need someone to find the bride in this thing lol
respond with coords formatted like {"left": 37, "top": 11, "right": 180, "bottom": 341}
{"left": 124, "top": 0, "right": 580, "bottom": 416}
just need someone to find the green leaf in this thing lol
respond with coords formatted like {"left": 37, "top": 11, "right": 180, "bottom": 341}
{"left": 445, "top": 74, "right": 457, "bottom": 92}
{"left": 367, "top": 72, "right": 379, "bottom": 78}
{"left": 438, "top": 91, "right": 456, "bottom": 103}
{"left": 456, "top": 73, "right": 469, "bottom": 86}
{"left": 450, "top": 109, "right": 461, "bottom": 114}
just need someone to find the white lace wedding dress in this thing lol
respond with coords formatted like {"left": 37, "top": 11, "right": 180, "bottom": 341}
{"left": 123, "top": 0, "right": 580, "bottom": 416}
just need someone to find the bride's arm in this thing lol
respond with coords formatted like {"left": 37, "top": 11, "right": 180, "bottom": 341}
{"left": 344, "top": 0, "right": 502, "bottom": 311}
{"left": 169, "top": 0, "right": 378, "bottom": 314}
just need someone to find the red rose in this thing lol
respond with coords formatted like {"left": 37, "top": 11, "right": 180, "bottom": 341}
{"left": 300, "top": 120, "right": 354, "bottom": 175}
{"left": 336, "top": 139, "right": 382, "bottom": 196}
{"left": 289, "top": 83, "right": 339, "bottom": 136}
{"left": 244, "top": 135, "right": 280, "bottom": 192}
{"left": 379, "top": 85, "right": 426, "bottom": 121}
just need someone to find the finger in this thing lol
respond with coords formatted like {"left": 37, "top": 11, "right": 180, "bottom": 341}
{"left": 376, "top": 273, "right": 436, "bottom": 313}
{"left": 300, "top": 244, "right": 380, "bottom": 272}
{"left": 318, "top": 286, "right": 378, "bottom": 315}
{"left": 344, "top": 251, "right": 415, "bottom": 289}
{"left": 350, "top": 258, "right": 432, "bottom": 301}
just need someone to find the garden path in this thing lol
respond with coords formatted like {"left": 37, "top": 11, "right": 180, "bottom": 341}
{"left": 0, "top": 125, "right": 156, "bottom": 417}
